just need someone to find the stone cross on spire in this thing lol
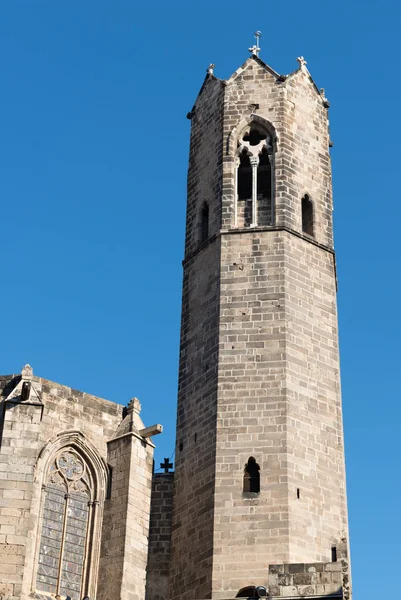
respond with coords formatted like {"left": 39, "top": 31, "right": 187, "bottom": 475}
{"left": 297, "top": 56, "right": 307, "bottom": 69}
{"left": 249, "top": 31, "right": 262, "bottom": 57}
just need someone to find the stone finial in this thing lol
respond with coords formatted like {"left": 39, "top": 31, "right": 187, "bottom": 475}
{"left": 297, "top": 56, "right": 307, "bottom": 69}
{"left": 127, "top": 397, "right": 141, "bottom": 415}
{"left": 21, "top": 364, "right": 33, "bottom": 381}
{"left": 207, "top": 63, "right": 215, "bottom": 75}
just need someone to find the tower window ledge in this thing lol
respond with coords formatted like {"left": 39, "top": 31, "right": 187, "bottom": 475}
{"left": 225, "top": 225, "right": 275, "bottom": 234}
{"left": 242, "top": 492, "right": 261, "bottom": 500}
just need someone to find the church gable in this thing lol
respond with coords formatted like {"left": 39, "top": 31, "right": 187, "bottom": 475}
{"left": 226, "top": 55, "right": 280, "bottom": 85}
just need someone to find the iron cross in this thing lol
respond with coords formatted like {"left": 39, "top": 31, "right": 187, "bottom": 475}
{"left": 249, "top": 31, "right": 262, "bottom": 57}
{"left": 160, "top": 458, "right": 173, "bottom": 473}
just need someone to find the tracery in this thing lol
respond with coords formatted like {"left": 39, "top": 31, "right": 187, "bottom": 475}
{"left": 36, "top": 449, "right": 93, "bottom": 600}
{"left": 235, "top": 123, "right": 274, "bottom": 227}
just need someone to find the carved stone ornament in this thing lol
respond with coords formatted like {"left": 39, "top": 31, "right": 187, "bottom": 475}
{"left": 296, "top": 56, "right": 307, "bottom": 69}
{"left": 21, "top": 364, "right": 33, "bottom": 380}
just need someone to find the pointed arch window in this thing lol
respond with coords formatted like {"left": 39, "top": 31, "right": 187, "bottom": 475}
{"left": 36, "top": 449, "right": 94, "bottom": 600}
{"left": 235, "top": 123, "right": 274, "bottom": 228}
{"left": 302, "top": 194, "right": 314, "bottom": 236}
{"left": 243, "top": 456, "right": 260, "bottom": 494}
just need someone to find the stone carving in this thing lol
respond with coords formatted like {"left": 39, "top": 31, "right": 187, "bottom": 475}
{"left": 297, "top": 56, "right": 307, "bottom": 69}
{"left": 21, "top": 363, "right": 33, "bottom": 380}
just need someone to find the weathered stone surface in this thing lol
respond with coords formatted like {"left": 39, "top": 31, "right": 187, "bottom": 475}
{"left": 169, "top": 54, "right": 351, "bottom": 600}
{"left": 146, "top": 473, "right": 174, "bottom": 600}
{"left": 0, "top": 368, "right": 155, "bottom": 600}
{"left": 268, "top": 560, "right": 347, "bottom": 597}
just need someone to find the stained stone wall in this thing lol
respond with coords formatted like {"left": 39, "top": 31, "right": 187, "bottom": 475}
{"left": 184, "top": 76, "right": 225, "bottom": 257}
{"left": 145, "top": 473, "right": 174, "bottom": 600}
{"left": 268, "top": 561, "right": 343, "bottom": 598}
{"left": 169, "top": 240, "right": 221, "bottom": 600}
{"left": 212, "top": 229, "right": 348, "bottom": 595}
{"left": 169, "top": 73, "right": 225, "bottom": 600}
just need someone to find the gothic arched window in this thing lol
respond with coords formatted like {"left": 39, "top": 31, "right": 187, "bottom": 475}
{"left": 243, "top": 456, "right": 260, "bottom": 494}
{"left": 36, "top": 449, "right": 94, "bottom": 599}
{"left": 236, "top": 123, "right": 274, "bottom": 228}
{"left": 302, "top": 194, "right": 314, "bottom": 236}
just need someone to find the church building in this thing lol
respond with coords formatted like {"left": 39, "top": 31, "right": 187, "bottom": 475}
{"left": 0, "top": 41, "right": 352, "bottom": 600}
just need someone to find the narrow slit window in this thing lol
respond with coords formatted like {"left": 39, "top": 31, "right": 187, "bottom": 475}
{"left": 201, "top": 203, "right": 209, "bottom": 242}
{"left": 237, "top": 149, "right": 252, "bottom": 200}
{"left": 302, "top": 194, "right": 314, "bottom": 236}
{"left": 107, "top": 464, "right": 113, "bottom": 499}
{"left": 243, "top": 456, "right": 260, "bottom": 493}
{"left": 331, "top": 546, "right": 338, "bottom": 562}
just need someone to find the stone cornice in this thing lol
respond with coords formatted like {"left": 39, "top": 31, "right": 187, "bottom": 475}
{"left": 183, "top": 225, "right": 335, "bottom": 267}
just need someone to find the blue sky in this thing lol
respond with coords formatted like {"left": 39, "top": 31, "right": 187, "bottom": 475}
{"left": 0, "top": 1, "right": 400, "bottom": 597}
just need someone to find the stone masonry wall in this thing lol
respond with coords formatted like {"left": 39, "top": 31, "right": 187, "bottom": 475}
{"left": 184, "top": 76, "right": 224, "bottom": 256}
{"left": 268, "top": 561, "right": 343, "bottom": 598}
{"left": 170, "top": 55, "right": 350, "bottom": 600}
{"left": 169, "top": 74, "right": 225, "bottom": 600}
{"left": 169, "top": 240, "right": 221, "bottom": 600}
{"left": 146, "top": 473, "right": 174, "bottom": 600}
{"left": 213, "top": 230, "right": 289, "bottom": 597}
{"left": 0, "top": 371, "right": 122, "bottom": 600}
{"left": 284, "top": 233, "right": 348, "bottom": 563}
{"left": 212, "top": 230, "right": 348, "bottom": 596}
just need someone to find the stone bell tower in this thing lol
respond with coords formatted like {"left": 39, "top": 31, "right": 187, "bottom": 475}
{"left": 169, "top": 42, "right": 351, "bottom": 600}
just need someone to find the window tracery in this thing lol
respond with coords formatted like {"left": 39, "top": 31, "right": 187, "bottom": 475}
{"left": 235, "top": 123, "right": 274, "bottom": 228}
{"left": 36, "top": 449, "right": 93, "bottom": 600}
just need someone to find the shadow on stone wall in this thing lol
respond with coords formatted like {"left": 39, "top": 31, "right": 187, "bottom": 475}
{"left": 0, "top": 375, "right": 20, "bottom": 449}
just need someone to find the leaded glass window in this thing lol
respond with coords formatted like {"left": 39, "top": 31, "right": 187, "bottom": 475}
{"left": 36, "top": 449, "right": 92, "bottom": 600}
